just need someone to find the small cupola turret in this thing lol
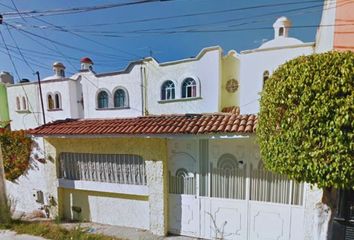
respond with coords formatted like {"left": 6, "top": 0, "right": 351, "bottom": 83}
{"left": 53, "top": 62, "right": 65, "bottom": 78}
{"left": 0, "top": 71, "right": 14, "bottom": 84}
{"left": 273, "top": 16, "right": 292, "bottom": 39}
{"left": 80, "top": 57, "right": 94, "bottom": 71}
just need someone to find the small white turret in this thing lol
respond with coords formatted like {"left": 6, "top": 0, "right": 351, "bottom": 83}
{"left": 53, "top": 62, "right": 66, "bottom": 78}
{"left": 80, "top": 57, "right": 94, "bottom": 71}
{"left": 273, "top": 16, "right": 292, "bottom": 39}
{"left": 0, "top": 71, "right": 14, "bottom": 84}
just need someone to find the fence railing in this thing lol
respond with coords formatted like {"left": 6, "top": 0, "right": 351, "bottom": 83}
{"left": 59, "top": 152, "right": 147, "bottom": 185}
{"left": 169, "top": 162, "right": 304, "bottom": 205}
{"left": 169, "top": 172, "right": 196, "bottom": 195}
{"left": 210, "top": 167, "right": 246, "bottom": 200}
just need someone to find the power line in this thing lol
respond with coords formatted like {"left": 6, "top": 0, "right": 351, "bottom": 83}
{"left": 9, "top": 0, "right": 26, "bottom": 22}
{"left": 1, "top": 0, "right": 176, "bottom": 19}
{"left": 0, "top": 30, "right": 21, "bottom": 81}
{"left": 5, "top": 24, "right": 34, "bottom": 73}
{"left": 5, "top": 22, "right": 134, "bottom": 60}
{"left": 17, "top": 1, "right": 333, "bottom": 38}
{"left": 0, "top": 30, "right": 40, "bottom": 125}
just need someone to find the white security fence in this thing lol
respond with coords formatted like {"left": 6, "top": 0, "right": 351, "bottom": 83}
{"left": 169, "top": 161, "right": 305, "bottom": 239}
{"left": 169, "top": 162, "right": 303, "bottom": 205}
{"left": 59, "top": 152, "right": 147, "bottom": 185}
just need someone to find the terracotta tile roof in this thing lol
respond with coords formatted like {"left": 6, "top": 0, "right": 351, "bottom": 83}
{"left": 221, "top": 106, "right": 240, "bottom": 115}
{"left": 29, "top": 113, "right": 257, "bottom": 137}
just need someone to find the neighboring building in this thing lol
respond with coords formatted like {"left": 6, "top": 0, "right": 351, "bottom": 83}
{"left": 0, "top": 71, "right": 13, "bottom": 128}
{"left": 239, "top": 17, "right": 315, "bottom": 114}
{"left": 316, "top": 0, "right": 354, "bottom": 52}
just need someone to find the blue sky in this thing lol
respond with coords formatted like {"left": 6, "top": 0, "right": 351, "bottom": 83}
{"left": 0, "top": 0, "right": 324, "bottom": 81}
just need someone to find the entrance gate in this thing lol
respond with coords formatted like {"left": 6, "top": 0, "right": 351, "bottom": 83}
{"left": 168, "top": 149, "right": 304, "bottom": 240}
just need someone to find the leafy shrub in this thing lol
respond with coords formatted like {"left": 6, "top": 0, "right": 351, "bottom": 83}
{"left": 0, "top": 130, "right": 32, "bottom": 181}
{"left": 257, "top": 51, "right": 354, "bottom": 189}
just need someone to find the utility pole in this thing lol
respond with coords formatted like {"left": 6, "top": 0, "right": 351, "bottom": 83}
{"left": 36, "top": 71, "right": 46, "bottom": 125}
{"left": 0, "top": 142, "right": 10, "bottom": 223}
{"left": 0, "top": 14, "right": 11, "bottom": 223}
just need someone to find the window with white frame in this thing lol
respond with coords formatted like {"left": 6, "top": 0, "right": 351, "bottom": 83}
{"left": 22, "top": 96, "right": 27, "bottom": 110}
{"left": 47, "top": 92, "right": 62, "bottom": 110}
{"left": 54, "top": 93, "right": 61, "bottom": 109}
{"left": 16, "top": 97, "right": 20, "bottom": 111}
{"left": 182, "top": 78, "right": 197, "bottom": 98}
{"left": 97, "top": 90, "right": 109, "bottom": 109}
{"left": 161, "top": 80, "right": 175, "bottom": 100}
{"left": 47, "top": 94, "right": 54, "bottom": 110}
{"left": 263, "top": 70, "right": 270, "bottom": 87}
{"left": 113, "top": 88, "right": 128, "bottom": 108}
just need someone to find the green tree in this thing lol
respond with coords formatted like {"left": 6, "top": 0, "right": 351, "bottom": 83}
{"left": 257, "top": 51, "right": 353, "bottom": 238}
{"left": 257, "top": 51, "right": 353, "bottom": 190}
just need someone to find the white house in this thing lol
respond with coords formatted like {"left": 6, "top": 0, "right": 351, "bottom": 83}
{"left": 3, "top": 12, "right": 339, "bottom": 239}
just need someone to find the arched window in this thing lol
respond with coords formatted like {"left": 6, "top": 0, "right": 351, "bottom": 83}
{"left": 217, "top": 153, "right": 238, "bottom": 169}
{"left": 279, "top": 27, "right": 284, "bottom": 37}
{"left": 47, "top": 94, "right": 54, "bottom": 110}
{"left": 97, "top": 91, "right": 109, "bottom": 109}
{"left": 181, "top": 78, "right": 197, "bottom": 98}
{"left": 114, "top": 89, "right": 127, "bottom": 108}
{"left": 175, "top": 168, "right": 189, "bottom": 178}
{"left": 161, "top": 80, "right": 175, "bottom": 100}
{"left": 55, "top": 93, "right": 61, "bottom": 109}
{"left": 263, "top": 70, "right": 270, "bottom": 86}
{"left": 59, "top": 69, "right": 65, "bottom": 77}
{"left": 16, "top": 97, "right": 20, "bottom": 111}
{"left": 22, "top": 97, "right": 27, "bottom": 110}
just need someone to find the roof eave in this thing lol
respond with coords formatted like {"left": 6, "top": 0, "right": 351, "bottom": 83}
{"left": 31, "top": 132, "right": 255, "bottom": 139}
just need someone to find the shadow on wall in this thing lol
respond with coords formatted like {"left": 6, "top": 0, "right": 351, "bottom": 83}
{"left": 60, "top": 189, "right": 90, "bottom": 222}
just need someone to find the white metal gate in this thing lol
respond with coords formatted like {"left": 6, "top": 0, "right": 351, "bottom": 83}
{"left": 168, "top": 155, "right": 305, "bottom": 240}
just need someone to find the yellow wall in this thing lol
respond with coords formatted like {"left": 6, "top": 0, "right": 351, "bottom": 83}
{"left": 47, "top": 137, "right": 167, "bottom": 161}
{"left": 45, "top": 137, "right": 168, "bottom": 225}
{"left": 221, "top": 52, "right": 240, "bottom": 109}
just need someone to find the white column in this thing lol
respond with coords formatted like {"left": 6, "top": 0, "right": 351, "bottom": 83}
{"left": 146, "top": 160, "right": 167, "bottom": 236}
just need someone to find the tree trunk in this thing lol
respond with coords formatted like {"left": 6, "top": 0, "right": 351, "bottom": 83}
{"left": 0, "top": 142, "right": 11, "bottom": 223}
{"left": 322, "top": 187, "right": 338, "bottom": 240}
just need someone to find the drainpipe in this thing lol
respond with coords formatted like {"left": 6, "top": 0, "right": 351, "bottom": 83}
{"left": 140, "top": 65, "right": 145, "bottom": 116}
{"left": 143, "top": 66, "right": 148, "bottom": 115}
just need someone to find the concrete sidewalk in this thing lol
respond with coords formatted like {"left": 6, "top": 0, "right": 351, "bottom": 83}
{"left": 61, "top": 222, "right": 199, "bottom": 240}
{"left": 0, "top": 230, "right": 46, "bottom": 240}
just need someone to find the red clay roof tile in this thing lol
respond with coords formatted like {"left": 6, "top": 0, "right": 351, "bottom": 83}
{"left": 28, "top": 113, "right": 257, "bottom": 136}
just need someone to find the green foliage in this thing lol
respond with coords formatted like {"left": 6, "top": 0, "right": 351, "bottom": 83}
{"left": 0, "top": 130, "right": 32, "bottom": 181}
{"left": 257, "top": 51, "right": 354, "bottom": 189}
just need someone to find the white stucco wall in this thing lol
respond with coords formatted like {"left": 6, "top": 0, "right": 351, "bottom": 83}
{"left": 7, "top": 83, "right": 42, "bottom": 130}
{"left": 60, "top": 188, "right": 150, "bottom": 230}
{"left": 41, "top": 80, "right": 82, "bottom": 123}
{"left": 145, "top": 47, "right": 222, "bottom": 115}
{"left": 5, "top": 137, "right": 57, "bottom": 216}
{"left": 315, "top": 0, "right": 336, "bottom": 53}
{"left": 239, "top": 44, "right": 314, "bottom": 114}
{"left": 80, "top": 65, "right": 143, "bottom": 119}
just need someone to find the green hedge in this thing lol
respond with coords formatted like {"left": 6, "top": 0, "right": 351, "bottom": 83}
{"left": 257, "top": 51, "right": 354, "bottom": 189}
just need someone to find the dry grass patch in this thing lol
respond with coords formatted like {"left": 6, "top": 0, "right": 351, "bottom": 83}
{"left": 0, "top": 220, "right": 122, "bottom": 240}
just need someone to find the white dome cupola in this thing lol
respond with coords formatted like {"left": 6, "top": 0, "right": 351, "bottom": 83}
{"left": 273, "top": 16, "right": 292, "bottom": 39}
{"left": 53, "top": 62, "right": 65, "bottom": 78}
{"left": 80, "top": 57, "right": 94, "bottom": 71}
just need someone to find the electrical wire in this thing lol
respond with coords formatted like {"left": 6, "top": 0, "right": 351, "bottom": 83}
{"left": 1, "top": 0, "right": 177, "bottom": 19}
{"left": 5, "top": 24, "right": 35, "bottom": 73}
{"left": 0, "top": 30, "right": 40, "bottom": 125}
